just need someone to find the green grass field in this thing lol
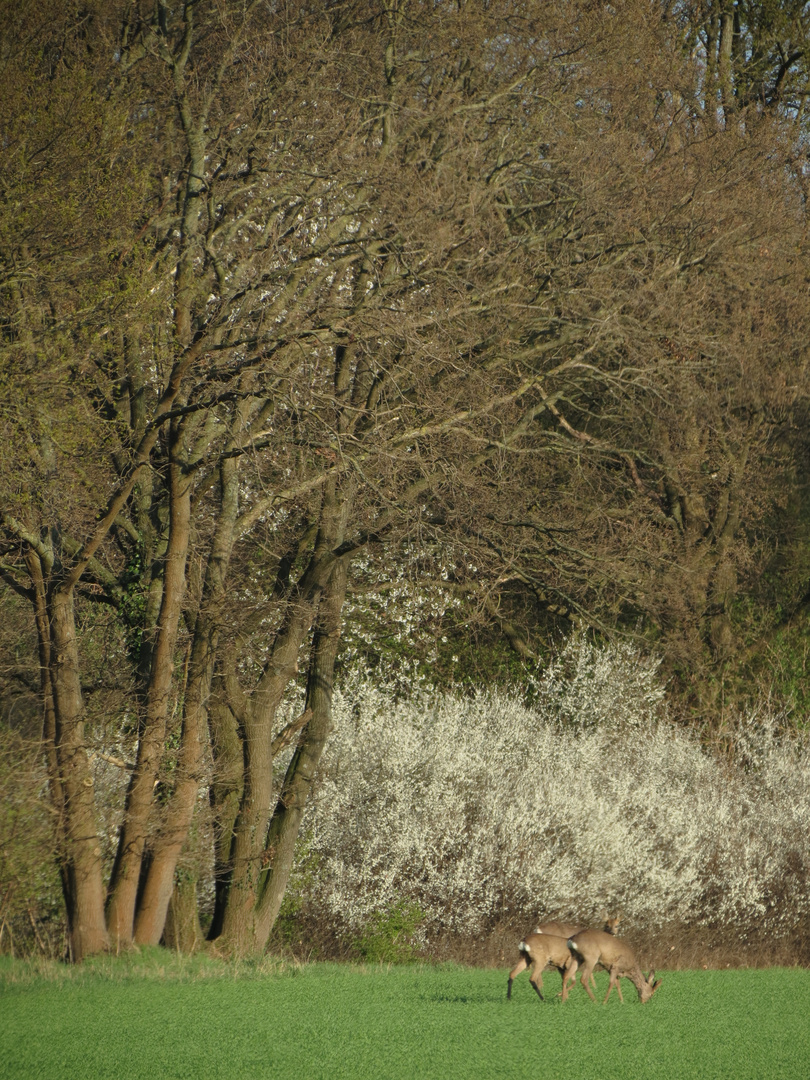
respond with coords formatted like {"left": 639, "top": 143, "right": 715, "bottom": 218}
{"left": 1, "top": 954, "right": 807, "bottom": 1080}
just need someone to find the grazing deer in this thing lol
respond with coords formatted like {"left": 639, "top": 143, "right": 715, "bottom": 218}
{"left": 507, "top": 933, "right": 573, "bottom": 1001}
{"left": 563, "top": 929, "right": 660, "bottom": 1004}
{"left": 514, "top": 915, "right": 620, "bottom": 999}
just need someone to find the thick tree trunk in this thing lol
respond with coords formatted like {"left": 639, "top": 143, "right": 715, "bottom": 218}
{"left": 25, "top": 553, "right": 73, "bottom": 917}
{"left": 162, "top": 876, "right": 204, "bottom": 953}
{"left": 134, "top": 458, "right": 239, "bottom": 946}
{"left": 106, "top": 456, "right": 192, "bottom": 946}
{"left": 215, "top": 671, "right": 291, "bottom": 955}
{"left": 49, "top": 588, "right": 109, "bottom": 961}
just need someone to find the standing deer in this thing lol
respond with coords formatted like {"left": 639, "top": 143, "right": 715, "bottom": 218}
{"left": 563, "top": 929, "right": 660, "bottom": 1004}
{"left": 507, "top": 933, "right": 573, "bottom": 1001}
{"left": 507, "top": 917, "right": 620, "bottom": 1001}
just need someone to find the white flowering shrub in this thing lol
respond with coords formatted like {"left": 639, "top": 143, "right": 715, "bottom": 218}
{"left": 291, "top": 646, "right": 810, "bottom": 943}
{"left": 338, "top": 547, "right": 464, "bottom": 691}
{"left": 531, "top": 633, "right": 666, "bottom": 729}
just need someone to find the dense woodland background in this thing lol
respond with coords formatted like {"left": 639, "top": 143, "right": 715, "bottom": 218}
{"left": 1, "top": 0, "right": 810, "bottom": 963}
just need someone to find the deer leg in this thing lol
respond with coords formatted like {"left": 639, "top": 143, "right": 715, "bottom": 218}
{"left": 561, "top": 957, "right": 577, "bottom": 1001}
{"left": 580, "top": 963, "right": 597, "bottom": 1002}
{"left": 507, "top": 956, "right": 528, "bottom": 1000}
{"left": 603, "top": 968, "right": 624, "bottom": 1004}
{"left": 529, "top": 963, "right": 545, "bottom": 1000}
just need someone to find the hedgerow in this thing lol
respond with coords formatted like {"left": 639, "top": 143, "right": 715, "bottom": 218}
{"left": 287, "top": 637, "right": 810, "bottom": 943}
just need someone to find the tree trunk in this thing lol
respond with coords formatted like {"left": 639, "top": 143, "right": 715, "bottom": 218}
{"left": 162, "top": 877, "right": 204, "bottom": 953}
{"left": 134, "top": 458, "right": 239, "bottom": 946}
{"left": 255, "top": 554, "right": 349, "bottom": 947}
{"left": 49, "top": 587, "right": 109, "bottom": 961}
{"left": 106, "top": 454, "right": 192, "bottom": 946}
{"left": 212, "top": 478, "right": 350, "bottom": 956}
{"left": 25, "top": 553, "right": 74, "bottom": 924}
{"left": 212, "top": 591, "right": 333, "bottom": 954}
{"left": 717, "top": 1, "right": 736, "bottom": 121}
{"left": 214, "top": 673, "right": 291, "bottom": 955}
{"left": 207, "top": 691, "right": 244, "bottom": 942}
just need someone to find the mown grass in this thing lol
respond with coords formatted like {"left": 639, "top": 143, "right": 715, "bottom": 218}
{"left": 1, "top": 953, "right": 807, "bottom": 1080}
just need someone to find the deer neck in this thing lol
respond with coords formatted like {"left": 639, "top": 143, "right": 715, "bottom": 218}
{"left": 626, "top": 966, "right": 649, "bottom": 998}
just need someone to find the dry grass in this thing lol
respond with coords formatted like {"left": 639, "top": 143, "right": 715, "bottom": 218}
{"left": 422, "top": 920, "right": 810, "bottom": 971}
{"left": 266, "top": 913, "right": 810, "bottom": 971}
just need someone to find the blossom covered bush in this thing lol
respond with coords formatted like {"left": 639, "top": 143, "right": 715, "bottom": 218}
{"left": 285, "top": 637, "right": 810, "bottom": 943}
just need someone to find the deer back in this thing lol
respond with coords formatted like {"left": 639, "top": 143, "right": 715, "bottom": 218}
{"left": 521, "top": 932, "right": 573, "bottom": 969}
{"left": 568, "top": 928, "right": 637, "bottom": 970}
{"left": 534, "top": 921, "right": 580, "bottom": 938}
{"left": 536, "top": 915, "right": 620, "bottom": 937}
